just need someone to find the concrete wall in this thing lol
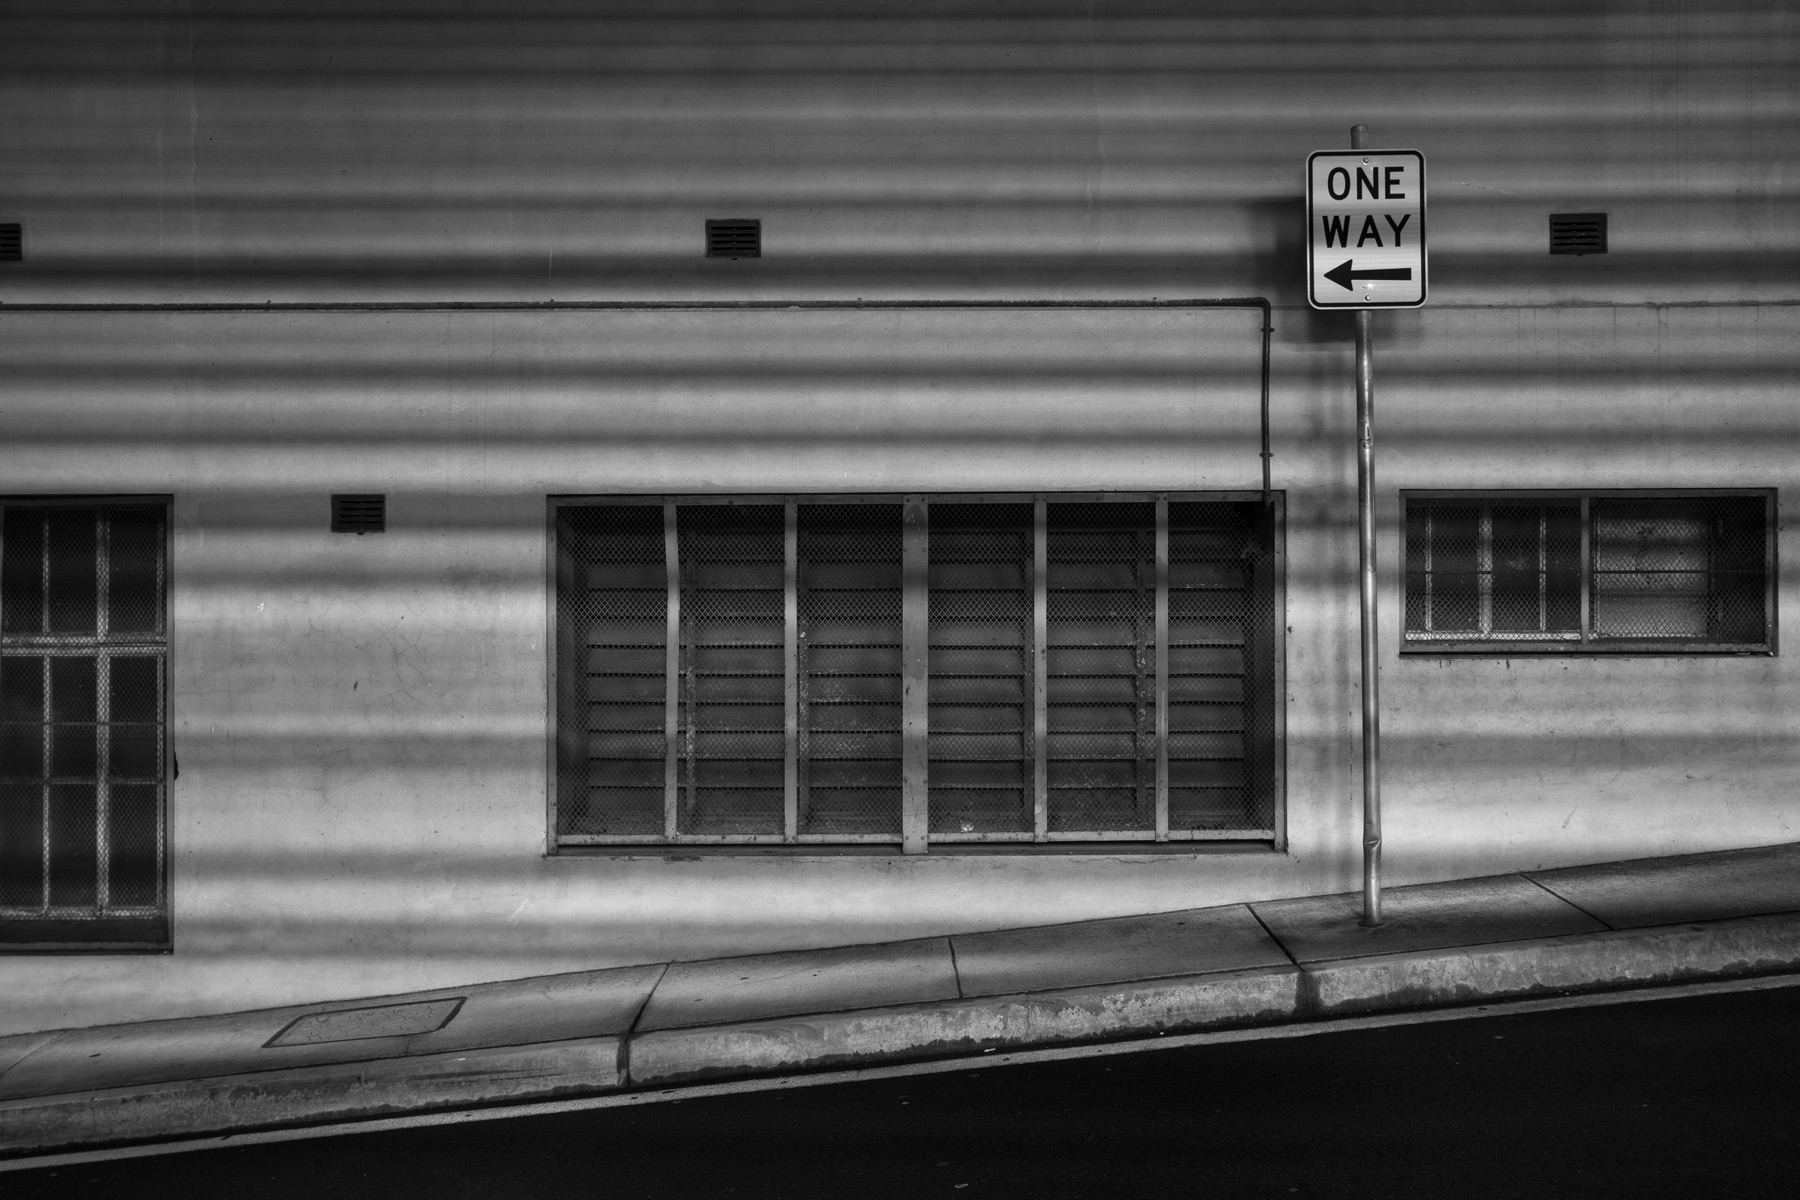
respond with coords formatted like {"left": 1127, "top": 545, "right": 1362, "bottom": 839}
{"left": 0, "top": 1, "right": 1796, "bottom": 1033}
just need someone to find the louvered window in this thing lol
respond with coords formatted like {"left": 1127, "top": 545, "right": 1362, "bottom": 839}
{"left": 553, "top": 495, "right": 1283, "bottom": 850}
{"left": 1, "top": 500, "right": 168, "bottom": 949}
{"left": 1404, "top": 492, "right": 1773, "bottom": 653}
{"left": 930, "top": 503, "right": 1034, "bottom": 839}
{"left": 801, "top": 504, "right": 903, "bottom": 838}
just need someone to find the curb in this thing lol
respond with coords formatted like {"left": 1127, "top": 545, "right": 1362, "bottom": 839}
{"left": 0, "top": 1038, "right": 623, "bottom": 1156}
{"left": 3, "top": 911, "right": 1799, "bottom": 1158}
{"left": 628, "top": 965, "right": 1301, "bottom": 1088}
{"left": 1304, "top": 912, "right": 1800, "bottom": 1015}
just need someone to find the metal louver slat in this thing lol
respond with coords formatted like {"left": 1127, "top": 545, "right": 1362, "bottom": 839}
{"left": 928, "top": 503, "right": 1033, "bottom": 838}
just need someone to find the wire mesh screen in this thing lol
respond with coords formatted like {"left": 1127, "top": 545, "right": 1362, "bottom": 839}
{"left": 1045, "top": 502, "right": 1155, "bottom": 833}
{"left": 556, "top": 494, "right": 1281, "bottom": 847}
{"left": 0, "top": 505, "right": 166, "bottom": 925}
{"left": 1404, "top": 501, "right": 1581, "bottom": 641}
{"left": 799, "top": 504, "right": 903, "bottom": 837}
{"left": 1169, "top": 502, "right": 1275, "bottom": 832}
{"left": 1406, "top": 495, "right": 1769, "bottom": 650}
{"left": 678, "top": 505, "right": 786, "bottom": 836}
{"left": 928, "top": 504, "right": 1033, "bottom": 837}
{"left": 558, "top": 504, "right": 665, "bottom": 837}
{"left": 1592, "top": 496, "right": 1767, "bottom": 643}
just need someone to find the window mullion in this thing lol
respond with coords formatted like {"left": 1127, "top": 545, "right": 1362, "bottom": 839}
{"left": 901, "top": 497, "right": 929, "bottom": 854}
{"left": 662, "top": 502, "right": 679, "bottom": 840}
{"left": 1154, "top": 498, "right": 1170, "bottom": 842}
{"left": 1032, "top": 499, "right": 1048, "bottom": 843}
{"left": 1538, "top": 506, "right": 1548, "bottom": 634}
{"left": 1423, "top": 506, "right": 1434, "bottom": 633}
{"left": 1478, "top": 506, "right": 1493, "bottom": 636}
{"left": 1579, "top": 495, "right": 1591, "bottom": 646}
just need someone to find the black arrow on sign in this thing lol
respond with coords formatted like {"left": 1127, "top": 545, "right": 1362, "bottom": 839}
{"left": 1323, "top": 260, "right": 1413, "bottom": 291}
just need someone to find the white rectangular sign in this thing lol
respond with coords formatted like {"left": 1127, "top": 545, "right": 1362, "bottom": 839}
{"left": 1306, "top": 150, "right": 1427, "bottom": 309}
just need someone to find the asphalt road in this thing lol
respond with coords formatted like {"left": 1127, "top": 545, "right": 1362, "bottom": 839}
{"left": 6, "top": 982, "right": 1798, "bottom": 1199}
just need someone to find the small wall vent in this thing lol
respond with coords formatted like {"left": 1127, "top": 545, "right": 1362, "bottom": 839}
{"left": 706, "top": 219, "right": 760, "bottom": 259}
{"left": 0, "top": 224, "right": 21, "bottom": 262}
{"left": 331, "top": 494, "right": 386, "bottom": 534}
{"left": 1549, "top": 212, "right": 1607, "bottom": 255}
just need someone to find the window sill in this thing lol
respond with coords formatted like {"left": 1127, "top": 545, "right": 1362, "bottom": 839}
{"left": 0, "top": 915, "right": 170, "bottom": 953}
{"left": 551, "top": 840, "right": 1280, "bottom": 859}
{"left": 1401, "top": 640, "right": 1774, "bottom": 657}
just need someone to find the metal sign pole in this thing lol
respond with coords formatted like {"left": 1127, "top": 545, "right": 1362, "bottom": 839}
{"left": 1350, "top": 123, "right": 1383, "bottom": 927}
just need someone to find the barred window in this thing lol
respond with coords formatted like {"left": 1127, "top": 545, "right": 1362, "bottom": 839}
{"left": 1404, "top": 492, "right": 1773, "bottom": 653}
{"left": 1, "top": 500, "right": 169, "bottom": 950}
{"left": 552, "top": 496, "right": 1283, "bottom": 850}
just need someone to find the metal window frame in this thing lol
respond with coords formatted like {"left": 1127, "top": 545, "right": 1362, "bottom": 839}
{"left": 1401, "top": 489, "right": 1777, "bottom": 656}
{"left": 0, "top": 495, "right": 172, "bottom": 953}
{"left": 549, "top": 492, "right": 1285, "bottom": 853}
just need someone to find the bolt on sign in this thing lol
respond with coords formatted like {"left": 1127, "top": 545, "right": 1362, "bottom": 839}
{"left": 1306, "top": 150, "right": 1427, "bottom": 309}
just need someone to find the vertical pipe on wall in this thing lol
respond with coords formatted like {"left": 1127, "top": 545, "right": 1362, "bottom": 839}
{"left": 1259, "top": 300, "right": 1274, "bottom": 508}
{"left": 1352, "top": 125, "right": 1384, "bottom": 927}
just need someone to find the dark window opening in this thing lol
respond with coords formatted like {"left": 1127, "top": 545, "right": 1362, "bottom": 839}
{"left": 1, "top": 501, "right": 169, "bottom": 950}
{"left": 552, "top": 495, "right": 1282, "bottom": 850}
{"left": 1404, "top": 492, "right": 1772, "bottom": 653}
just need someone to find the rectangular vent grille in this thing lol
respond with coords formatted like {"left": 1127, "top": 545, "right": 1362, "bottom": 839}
{"left": 331, "top": 494, "right": 386, "bottom": 534}
{"left": 706, "top": 219, "right": 760, "bottom": 259}
{"left": 1549, "top": 213, "right": 1607, "bottom": 255}
{"left": 0, "top": 224, "right": 21, "bottom": 262}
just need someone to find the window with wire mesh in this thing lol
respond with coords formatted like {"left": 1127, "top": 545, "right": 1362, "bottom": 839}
{"left": 2, "top": 502, "right": 168, "bottom": 948}
{"left": 930, "top": 503, "right": 1032, "bottom": 839}
{"left": 1404, "top": 493, "right": 1772, "bottom": 652}
{"left": 1045, "top": 502, "right": 1155, "bottom": 834}
{"left": 1169, "top": 502, "right": 1278, "bottom": 833}
{"left": 553, "top": 496, "right": 1281, "bottom": 848}
{"left": 800, "top": 504, "right": 903, "bottom": 838}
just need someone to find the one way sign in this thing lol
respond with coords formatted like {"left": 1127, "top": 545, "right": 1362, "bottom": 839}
{"left": 1306, "top": 149, "right": 1427, "bottom": 309}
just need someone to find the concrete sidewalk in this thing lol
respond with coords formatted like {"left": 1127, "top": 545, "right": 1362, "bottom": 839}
{"left": 4, "top": 842, "right": 1799, "bottom": 1157}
